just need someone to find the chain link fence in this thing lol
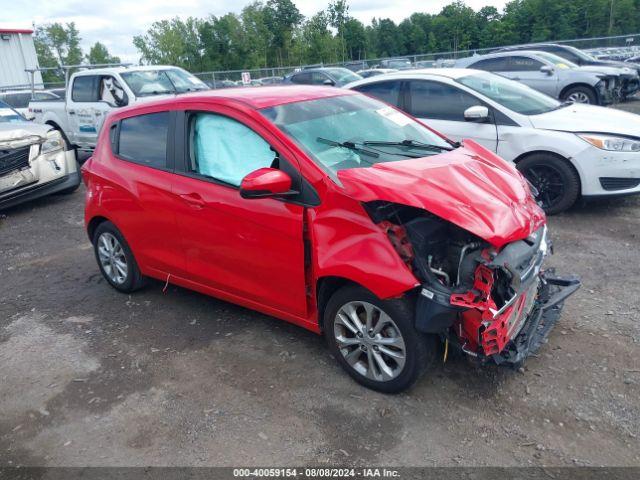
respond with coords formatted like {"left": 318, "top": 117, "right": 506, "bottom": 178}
{"left": 192, "top": 32, "right": 640, "bottom": 86}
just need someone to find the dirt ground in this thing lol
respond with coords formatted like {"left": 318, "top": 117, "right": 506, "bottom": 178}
{"left": 1, "top": 103, "right": 639, "bottom": 468}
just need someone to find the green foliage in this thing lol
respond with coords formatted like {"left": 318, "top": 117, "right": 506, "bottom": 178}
{"left": 86, "top": 42, "right": 121, "bottom": 65}
{"left": 34, "top": 22, "right": 84, "bottom": 82}
{"left": 34, "top": 0, "right": 640, "bottom": 77}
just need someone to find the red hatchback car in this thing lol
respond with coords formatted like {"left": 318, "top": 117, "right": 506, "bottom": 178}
{"left": 82, "top": 86, "right": 579, "bottom": 392}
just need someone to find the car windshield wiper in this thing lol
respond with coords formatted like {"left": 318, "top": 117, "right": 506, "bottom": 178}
{"left": 362, "top": 139, "right": 453, "bottom": 152}
{"left": 316, "top": 137, "right": 380, "bottom": 158}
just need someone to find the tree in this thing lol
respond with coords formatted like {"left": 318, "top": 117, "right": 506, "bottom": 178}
{"left": 133, "top": 17, "right": 202, "bottom": 70}
{"left": 264, "top": 0, "right": 303, "bottom": 65}
{"left": 86, "top": 42, "right": 121, "bottom": 65}
{"left": 328, "top": 0, "right": 348, "bottom": 61}
{"left": 34, "top": 22, "right": 83, "bottom": 67}
{"left": 343, "top": 18, "right": 366, "bottom": 59}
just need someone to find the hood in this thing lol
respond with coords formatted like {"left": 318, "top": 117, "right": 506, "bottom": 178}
{"left": 0, "top": 122, "right": 51, "bottom": 148}
{"left": 592, "top": 58, "right": 640, "bottom": 72}
{"left": 337, "top": 140, "right": 545, "bottom": 248}
{"left": 576, "top": 65, "right": 636, "bottom": 77}
{"left": 529, "top": 102, "right": 640, "bottom": 137}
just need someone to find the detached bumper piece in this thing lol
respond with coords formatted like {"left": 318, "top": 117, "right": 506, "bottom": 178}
{"left": 492, "top": 273, "right": 581, "bottom": 367}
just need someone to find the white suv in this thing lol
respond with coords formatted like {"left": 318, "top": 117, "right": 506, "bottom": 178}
{"left": 0, "top": 101, "right": 79, "bottom": 210}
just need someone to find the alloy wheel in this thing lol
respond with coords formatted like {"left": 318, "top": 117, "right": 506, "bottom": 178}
{"left": 97, "top": 232, "right": 128, "bottom": 284}
{"left": 566, "top": 92, "right": 590, "bottom": 103}
{"left": 522, "top": 164, "right": 565, "bottom": 211}
{"left": 333, "top": 301, "right": 406, "bottom": 382}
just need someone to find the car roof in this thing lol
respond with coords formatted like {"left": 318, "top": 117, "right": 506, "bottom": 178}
{"left": 354, "top": 68, "right": 479, "bottom": 80}
{"left": 73, "top": 65, "right": 187, "bottom": 77}
{"left": 500, "top": 43, "right": 568, "bottom": 50}
{"left": 468, "top": 50, "right": 548, "bottom": 59}
{"left": 124, "top": 85, "right": 357, "bottom": 111}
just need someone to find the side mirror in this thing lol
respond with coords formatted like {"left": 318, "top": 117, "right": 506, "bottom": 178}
{"left": 463, "top": 105, "right": 490, "bottom": 123}
{"left": 240, "top": 168, "right": 294, "bottom": 199}
{"left": 540, "top": 65, "right": 554, "bottom": 75}
{"left": 323, "top": 78, "right": 335, "bottom": 86}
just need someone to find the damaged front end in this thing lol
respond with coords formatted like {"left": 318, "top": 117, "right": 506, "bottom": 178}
{"left": 364, "top": 200, "right": 580, "bottom": 367}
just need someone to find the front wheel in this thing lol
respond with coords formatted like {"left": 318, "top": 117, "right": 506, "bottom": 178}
{"left": 561, "top": 86, "right": 597, "bottom": 104}
{"left": 324, "top": 285, "right": 437, "bottom": 393}
{"left": 517, "top": 153, "right": 580, "bottom": 215}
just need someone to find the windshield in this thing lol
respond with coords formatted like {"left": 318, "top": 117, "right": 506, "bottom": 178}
{"left": 535, "top": 52, "right": 578, "bottom": 69}
{"left": 0, "top": 102, "right": 25, "bottom": 123}
{"left": 457, "top": 72, "right": 561, "bottom": 115}
{"left": 120, "top": 68, "right": 208, "bottom": 96}
{"left": 261, "top": 94, "right": 452, "bottom": 175}
{"left": 326, "top": 68, "right": 362, "bottom": 85}
{"left": 565, "top": 45, "right": 596, "bottom": 62}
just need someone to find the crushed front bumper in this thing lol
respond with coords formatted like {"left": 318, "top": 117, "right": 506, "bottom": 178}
{"left": 492, "top": 272, "right": 581, "bottom": 367}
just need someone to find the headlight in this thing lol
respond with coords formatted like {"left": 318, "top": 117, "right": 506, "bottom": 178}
{"left": 577, "top": 133, "right": 640, "bottom": 152}
{"left": 40, "top": 130, "right": 64, "bottom": 154}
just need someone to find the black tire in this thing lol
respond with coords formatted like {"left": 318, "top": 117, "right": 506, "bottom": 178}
{"left": 92, "top": 221, "right": 145, "bottom": 293}
{"left": 324, "top": 285, "right": 437, "bottom": 393}
{"left": 517, "top": 153, "right": 580, "bottom": 215}
{"left": 561, "top": 85, "right": 597, "bottom": 105}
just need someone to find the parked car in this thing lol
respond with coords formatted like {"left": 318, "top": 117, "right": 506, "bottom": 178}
{"left": 0, "top": 89, "right": 60, "bottom": 119}
{"left": 413, "top": 60, "right": 438, "bottom": 68}
{"left": 376, "top": 58, "right": 413, "bottom": 70}
{"left": 82, "top": 86, "right": 578, "bottom": 392}
{"left": 257, "top": 76, "right": 284, "bottom": 85}
{"left": 206, "top": 79, "right": 237, "bottom": 89}
{"left": 497, "top": 43, "right": 640, "bottom": 99}
{"left": 0, "top": 100, "right": 79, "bottom": 210}
{"left": 29, "top": 66, "right": 209, "bottom": 153}
{"left": 356, "top": 68, "right": 398, "bottom": 78}
{"left": 346, "top": 69, "right": 640, "bottom": 213}
{"left": 283, "top": 67, "right": 362, "bottom": 87}
{"left": 455, "top": 50, "right": 626, "bottom": 105}
{"left": 341, "top": 61, "right": 368, "bottom": 72}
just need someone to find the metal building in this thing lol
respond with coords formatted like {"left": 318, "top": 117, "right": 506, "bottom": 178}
{"left": 0, "top": 28, "right": 42, "bottom": 90}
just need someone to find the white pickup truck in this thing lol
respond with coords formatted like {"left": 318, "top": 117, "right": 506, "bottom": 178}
{"left": 28, "top": 65, "right": 208, "bottom": 152}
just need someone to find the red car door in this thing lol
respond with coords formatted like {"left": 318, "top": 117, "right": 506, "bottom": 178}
{"left": 100, "top": 109, "right": 186, "bottom": 278}
{"left": 170, "top": 106, "right": 309, "bottom": 318}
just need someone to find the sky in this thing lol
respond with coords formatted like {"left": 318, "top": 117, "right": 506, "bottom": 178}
{"left": 2, "top": 0, "right": 508, "bottom": 64}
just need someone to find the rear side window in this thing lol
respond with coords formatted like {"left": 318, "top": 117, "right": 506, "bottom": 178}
{"left": 117, "top": 112, "right": 169, "bottom": 169}
{"left": 352, "top": 80, "right": 402, "bottom": 107}
{"left": 72, "top": 76, "right": 100, "bottom": 102}
{"left": 290, "top": 72, "right": 312, "bottom": 84}
{"left": 470, "top": 57, "right": 510, "bottom": 72}
{"left": 407, "top": 80, "right": 481, "bottom": 121}
{"left": 6, "top": 93, "right": 30, "bottom": 108}
{"left": 509, "top": 56, "right": 544, "bottom": 71}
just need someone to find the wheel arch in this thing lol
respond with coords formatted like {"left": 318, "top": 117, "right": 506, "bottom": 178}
{"left": 44, "top": 120, "right": 73, "bottom": 147}
{"left": 316, "top": 276, "right": 373, "bottom": 332}
{"left": 87, "top": 215, "right": 111, "bottom": 242}
{"left": 512, "top": 149, "right": 583, "bottom": 193}
{"left": 559, "top": 83, "right": 597, "bottom": 102}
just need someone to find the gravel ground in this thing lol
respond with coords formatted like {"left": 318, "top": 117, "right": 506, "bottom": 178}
{"left": 1, "top": 102, "right": 639, "bottom": 468}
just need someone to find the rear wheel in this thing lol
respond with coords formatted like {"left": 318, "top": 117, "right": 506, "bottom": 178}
{"left": 517, "top": 153, "right": 580, "bottom": 215}
{"left": 324, "top": 285, "right": 437, "bottom": 393}
{"left": 561, "top": 85, "right": 597, "bottom": 104}
{"left": 93, "top": 221, "right": 145, "bottom": 293}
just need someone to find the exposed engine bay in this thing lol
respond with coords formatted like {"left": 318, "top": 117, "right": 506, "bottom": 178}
{"left": 364, "top": 200, "right": 581, "bottom": 366}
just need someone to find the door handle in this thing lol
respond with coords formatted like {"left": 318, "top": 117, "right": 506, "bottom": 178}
{"left": 512, "top": 77, "right": 521, "bottom": 81}
{"left": 179, "top": 192, "right": 205, "bottom": 208}
{"left": 68, "top": 110, "right": 76, "bottom": 115}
